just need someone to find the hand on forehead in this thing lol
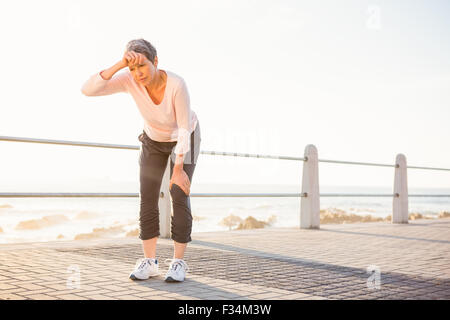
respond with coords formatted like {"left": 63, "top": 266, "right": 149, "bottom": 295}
{"left": 127, "top": 51, "right": 148, "bottom": 67}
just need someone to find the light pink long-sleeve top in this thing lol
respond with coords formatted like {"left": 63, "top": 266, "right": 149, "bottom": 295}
{"left": 81, "top": 69, "right": 198, "bottom": 158}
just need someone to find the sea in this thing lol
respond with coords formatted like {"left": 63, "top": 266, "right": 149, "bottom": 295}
{"left": 0, "top": 184, "right": 449, "bottom": 244}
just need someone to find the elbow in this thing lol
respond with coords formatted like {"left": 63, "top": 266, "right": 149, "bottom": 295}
{"left": 81, "top": 86, "right": 94, "bottom": 97}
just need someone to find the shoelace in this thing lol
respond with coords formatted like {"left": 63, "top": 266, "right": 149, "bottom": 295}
{"left": 135, "top": 258, "right": 155, "bottom": 271}
{"left": 164, "top": 259, "right": 190, "bottom": 273}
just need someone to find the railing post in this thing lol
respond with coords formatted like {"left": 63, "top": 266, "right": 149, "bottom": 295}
{"left": 393, "top": 153, "right": 409, "bottom": 224}
{"left": 300, "top": 144, "right": 320, "bottom": 229}
{"left": 159, "top": 159, "right": 172, "bottom": 238}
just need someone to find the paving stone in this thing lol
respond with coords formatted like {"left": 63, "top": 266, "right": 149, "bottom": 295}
{"left": 0, "top": 293, "right": 29, "bottom": 300}
{"left": 0, "top": 219, "right": 449, "bottom": 300}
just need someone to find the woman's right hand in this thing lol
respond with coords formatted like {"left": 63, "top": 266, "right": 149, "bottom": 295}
{"left": 120, "top": 51, "right": 146, "bottom": 69}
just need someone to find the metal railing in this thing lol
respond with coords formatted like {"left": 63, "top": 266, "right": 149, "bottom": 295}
{"left": 1, "top": 135, "right": 449, "bottom": 236}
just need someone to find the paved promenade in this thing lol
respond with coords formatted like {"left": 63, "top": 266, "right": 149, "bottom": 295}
{"left": 0, "top": 218, "right": 449, "bottom": 300}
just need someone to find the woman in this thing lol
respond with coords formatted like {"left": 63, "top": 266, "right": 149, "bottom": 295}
{"left": 81, "top": 38, "right": 201, "bottom": 282}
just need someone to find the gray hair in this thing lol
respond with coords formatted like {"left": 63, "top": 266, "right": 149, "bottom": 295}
{"left": 126, "top": 38, "right": 157, "bottom": 64}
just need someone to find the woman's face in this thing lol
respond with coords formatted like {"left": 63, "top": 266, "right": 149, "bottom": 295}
{"left": 128, "top": 53, "right": 158, "bottom": 86}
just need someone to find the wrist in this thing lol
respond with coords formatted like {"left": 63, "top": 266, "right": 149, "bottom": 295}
{"left": 116, "top": 60, "right": 127, "bottom": 70}
{"left": 173, "top": 162, "right": 183, "bottom": 174}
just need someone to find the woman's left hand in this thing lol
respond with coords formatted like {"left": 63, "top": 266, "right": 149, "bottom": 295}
{"left": 169, "top": 169, "right": 191, "bottom": 196}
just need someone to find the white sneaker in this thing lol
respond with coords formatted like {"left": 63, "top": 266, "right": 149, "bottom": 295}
{"left": 129, "top": 258, "right": 159, "bottom": 280}
{"left": 164, "top": 258, "right": 189, "bottom": 282}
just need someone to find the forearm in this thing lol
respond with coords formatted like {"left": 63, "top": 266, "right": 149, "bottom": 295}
{"left": 172, "top": 78, "right": 192, "bottom": 174}
{"left": 100, "top": 61, "right": 126, "bottom": 80}
{"left": 81, "top": 61, "right": 129, "bottom": 96}
{"left": 173, "top": 154, "right": 185, "bottom": 173}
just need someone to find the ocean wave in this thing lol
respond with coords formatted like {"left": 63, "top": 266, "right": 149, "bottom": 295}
{"left": 193, "top": 215, "right": 207, "bottom": 222}
{"left": 73, "top": 210, "right": 100, "bottom": 220}
{"left": 319, "top": 208, "right": 450, "bottom": 224}
{"left": 409, "top": 211, "right": 450, "bottom": 220}
{"left": 220, "top": 214, "right": 277, "bottom": 230}
{"left": 15, "top": 214, "right": 70, "bottom": 230}
{"left": 125, "top": 228, "right": 139, "bottom": 237}
{"left": 235, "top": 215, "right": 277, "bottom": 230}
{"left": 320, "top": 207, "right": 389, "bottom": 224}
{"left": 74, "top": 225, "right": 126, "bottom": 240}
{"left": 439, "top": 211, "right": 450, "bottom": 218}
{"left": 219, "top": 214, "right": 243, "bottom": 230}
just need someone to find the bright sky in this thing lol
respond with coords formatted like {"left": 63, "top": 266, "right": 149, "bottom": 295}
{"left": 0, "top": 0, "right": 449, "bottom": 193}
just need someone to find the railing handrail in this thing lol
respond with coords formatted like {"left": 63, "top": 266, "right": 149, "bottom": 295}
{"left": 1, "top": 192, "right": 450, "bottom": 198}
{"left": 1, "top": 135, "right": 449, "bottom": 234}
{"left": 1, "top": 135, "right": 449, "bottom": 171}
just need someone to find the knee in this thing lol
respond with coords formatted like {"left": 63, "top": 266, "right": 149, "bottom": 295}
{"left": 170, "top": 183, "right": 188, "bottom": 201}
{"left": 170, "top": 184, "right": 192, "bottom": 221}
